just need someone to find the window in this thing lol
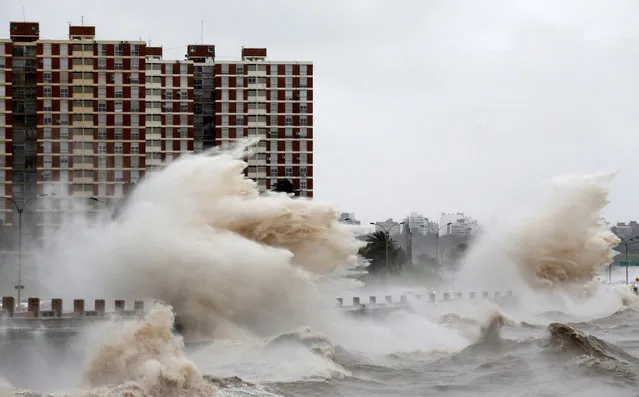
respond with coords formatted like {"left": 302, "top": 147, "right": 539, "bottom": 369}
{"left": 236, "top": 65, "right": 244, "bottom": 74}
{"left": 285, "top": 64, "right": 293, "bottom": 75}
{"left": 60, "top": 156, "right": 69, "bottom": 168}
{"left": 131, "top": 58, "right": 139, "bottom": 70}
{"left": 180, "top": 102, "right": 188, "bottom": 112}
{"left": 98, "top": 143, "right": 107, "bottom": 154}
{"left": 43, "top": 142, "right": 52, "bottom": 154}
{"left": 115, "top": 101, "right": 123, "bottom": 112}
{"left": 285, "top": 117, "right": 292, "bottom": 126}
{"left": 98, "top": 128, "right": 107, "bottom": 140}
{"left": 300, "top": 116, "right": 307, "bottom": 126}
{"left": 43, "top": 72, "right": 52, "bottom": 83}
{"left": 60, "top": 58, "right": 68, "bottom": 69}
{"left": 131, "top": 44, "right": 139, "bottom": 56}
{"left": 300, "top": 104, "right": 307, "bottom": 113}
{"left": 114, "top": 143, "right": 123, "bottom": 154}
{"left": 98, "top": 102, "right": 107, "bottom": 112}
{"left": 236, "top": 116, "right": 244, "bottom": 125}
{"left": 300, "top": 180, "right": 307, "bottom": 190}
{"left": 43, "top": 100, "right": 52, "bottom": 112}
{"left": 131, "top": 129, "right": 139, "bottom": 141}
{"left": 300, "top": 167, "right": 307, "bottom": 176}
{"left": 44, "top": 115, "right": 52, "bottom": 125}
{"left": 0, "top": 56, "right": 4, "bottom": 68}
{"left": 60, "top": 87, "right": 68, "bottom": 98}
{"left": 115, "top": 87, "right": 123, "bottom": 98}
{"left": 115, "top": 44, "right": 123, "bottom": 56}
{"left": 300, "top": 140, "right": 307, "bottom": 152}
{"left": 114, "top": 59, "right": 123, "bottom": 70}
{"left": 285, "top": 167, "right": 293, "bottom": 176}
{"left": 285, "top": 141, "right": 293, "bottom": 152}
{"left": 115, "top": 128, "right": 123, "bottom": 140}
{"left": 98, "top": 58, "right": 107, "bottom": 70}
{"left": 221, "top": 63, "right": 229, "bottom": 74}
{"left": 44, "top": 86, "right": 52, "bottom": 97}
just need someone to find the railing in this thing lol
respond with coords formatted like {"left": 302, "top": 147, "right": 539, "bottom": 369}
{"left": 0, "top": 296, "right": 146, "bottom": 320}
{"left": 337, "top": 290, "right": 514, "bottom": 310}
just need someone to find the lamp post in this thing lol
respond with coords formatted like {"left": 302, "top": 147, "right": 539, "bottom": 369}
{"left": 435, "top": 222, "right": 452, "bottom": 267}
{"left": 618, "top": 236, "right": 639, "bottom": 285}
{"left": 4, "top": 194, "right": 47, "bottom": 305}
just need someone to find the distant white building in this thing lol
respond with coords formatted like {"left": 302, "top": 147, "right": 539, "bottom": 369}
{"left": 338, "top": 212, "right": 361, "bottom": 225}
{"left": 374, "top": 218, "right": 401, "bottom": 235}
{"left": 439, "top": 212, "right": 478, "bottom": 236}
{"left": 403, "top": 212, "right": 428, "bottom": 235}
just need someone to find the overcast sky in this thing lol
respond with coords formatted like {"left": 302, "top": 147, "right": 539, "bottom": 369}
{"left": 3, "top": 0, "right": 639, "bottom": 225}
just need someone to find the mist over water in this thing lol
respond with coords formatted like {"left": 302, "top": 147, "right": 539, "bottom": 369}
{"left": 4, "top": 142, "right": 638, "bottom": 396}
{"left": 457, "top": 172, "right": 620, "bottom": 299}
{"left": 37, "top": 138, "right": 362, "bottom": 338}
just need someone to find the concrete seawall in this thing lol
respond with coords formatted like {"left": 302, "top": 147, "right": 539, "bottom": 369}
{"left": 0, "top": 296, "right": 147, "bottom": 343}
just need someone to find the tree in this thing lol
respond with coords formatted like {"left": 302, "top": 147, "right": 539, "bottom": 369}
{"left": 359, "top": 231, "right": 406, "bottom": 275}
{"left": 272, "top": 179, "right": 297, "bottom": 196}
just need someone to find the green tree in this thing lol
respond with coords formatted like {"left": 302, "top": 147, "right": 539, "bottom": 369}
{"left": 359, "top": 231, "right": 406, "bottom": 275}
{"left": 272, "top": 179, "right": 297, "bottom": 196}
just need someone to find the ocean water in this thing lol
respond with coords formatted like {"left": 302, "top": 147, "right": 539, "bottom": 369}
{"left": 0, "top": 141, "right": 635, "bottom": 397}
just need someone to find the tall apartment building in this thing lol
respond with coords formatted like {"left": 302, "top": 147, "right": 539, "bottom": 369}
{"left": 185, "top": 46, "right": 314, "bottom": 196}
{"left": 144, "top": 46, "right": 194, "bottom": 170}
{"left": 1, "top": 21, "right": 313, "bottom": 231}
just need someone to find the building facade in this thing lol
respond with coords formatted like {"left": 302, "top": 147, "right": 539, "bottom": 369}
{"left": 439, "top": 212, "right": 478, "bottom": 237}
{"left": 1, "top": 22, "right": 314, "bottom": 230}
{"left": 404, "top": 212, "right": 428, "bottom": 235}
{"left": 209, "top": 47, "right": 313, "bottom": 196}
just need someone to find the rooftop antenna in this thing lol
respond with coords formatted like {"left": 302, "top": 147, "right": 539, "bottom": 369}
{"left": 148, "top": 32, "right": 151, "bottom": 46}
{"left": 81, "top": 16, "right": 84, "bottom": 26}
{"left": 201, "top": 20, "right": 204, "bottom": 44}
{"left": 22, "top": 6, "right": 26, "bottom": 21}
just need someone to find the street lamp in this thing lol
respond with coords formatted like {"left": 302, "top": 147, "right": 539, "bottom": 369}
{"left": 3, "top": 194, "right": 47, "bottom": 305}
{"left": 617, "top": 236, "right": 639, "bottom": 285}
{"left": 435, "top": 222, "right": 452, "bottom": 266}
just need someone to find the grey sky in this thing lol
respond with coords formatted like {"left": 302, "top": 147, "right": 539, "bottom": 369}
{"left": 3, "top": 0, "right": 639, "bottom": 225}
